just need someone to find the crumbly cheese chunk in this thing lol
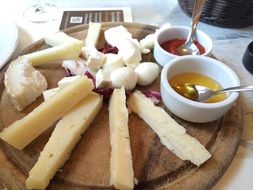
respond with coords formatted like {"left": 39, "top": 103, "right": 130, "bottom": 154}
{"left": 4, "top": 57, "right": 47, "bottom": 111}
{"left": 95, "top": 69, "right": 111, "bottom": 89}
{"left": 85, "top": 46, "right": 106, "bottom": 71}
{"left": 127, "top": 91, "right": 211, "bottom": 166}
{"left": 0, "top": 76, "right": 93, "bottom": 150}
{"left": 62, "top": 58, "right": 87, "bottom": 76}
{"left": 109, "top": 87, "right": 134, "bottom": 190}
{"left": 26, "top": 92, "right": 102, "bottom": 189}
{"left": 102, "top": 53, "right": 124, "bottom": 73}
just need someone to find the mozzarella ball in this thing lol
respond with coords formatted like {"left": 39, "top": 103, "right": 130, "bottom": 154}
{"left": 134, "top": 62, "right": 160, "bottom": 86}
{"left": 110, "top": 67, "right": 137, "bottom": 90}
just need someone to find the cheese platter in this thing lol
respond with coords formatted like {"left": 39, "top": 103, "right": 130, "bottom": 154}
{"left": 0, "top": 22, "right": 243, "bottom": 190}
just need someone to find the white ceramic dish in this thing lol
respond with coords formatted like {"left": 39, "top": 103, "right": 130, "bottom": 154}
{"left": 0, "top": 19, "right": 19, "bottom": 70}
{"left": 154, "top": 26, "right": 213, "bottom": 67}
{"left": 160, "top": 55, "right": 240, "bottom": 123}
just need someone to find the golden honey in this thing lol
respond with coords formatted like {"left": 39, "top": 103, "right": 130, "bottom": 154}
{"left": 169, "top": 72, "right": 227, "bottom": 103}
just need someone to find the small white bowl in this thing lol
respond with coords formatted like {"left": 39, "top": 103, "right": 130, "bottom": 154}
{"left": 160, "top": 55, "right": 240, "bottom": 123}
{"left": 154, "top": 26, "right": 213, "bottom": 67}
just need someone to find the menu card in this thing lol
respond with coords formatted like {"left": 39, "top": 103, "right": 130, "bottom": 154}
{"left": 59, "top": 7, "right": 133, "bottom": 30}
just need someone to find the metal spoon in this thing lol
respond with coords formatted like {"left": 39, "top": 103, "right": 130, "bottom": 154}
{"left": 172, "top": 83, "right": 253, "bottom": 102}
{"left": 176, "top": 0, "right": 205, "bottom": 55}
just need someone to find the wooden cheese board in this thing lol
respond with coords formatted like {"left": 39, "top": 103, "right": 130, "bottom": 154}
{"left": 0, "top": 22, "right": 243, "bottom": 190}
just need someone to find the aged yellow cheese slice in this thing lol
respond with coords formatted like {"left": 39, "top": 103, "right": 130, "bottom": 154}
{"left": 24, "top": 41, "right": 83, "bottom": 66}
{"left": 109, "top": 87, "right": 134, "bottom": 190}
{"left": 0, "top": 76, "right": 93, "bottom": 150}
{"left": 127, "top": 90, "right": 211, "bottom": 166}
{"left": 25, "top": 92, "right": 102, "bottom": 189}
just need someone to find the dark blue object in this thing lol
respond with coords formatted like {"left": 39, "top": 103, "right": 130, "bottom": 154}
{"left": 242, "top": 41, "right": 253, "bottom": 74}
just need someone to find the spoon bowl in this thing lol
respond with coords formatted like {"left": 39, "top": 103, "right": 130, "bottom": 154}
{"left": 176, "top": 0, "right": 205, "bottom": 55}
{"left": 172, "top": 84, "right": 253, "bottom": 102}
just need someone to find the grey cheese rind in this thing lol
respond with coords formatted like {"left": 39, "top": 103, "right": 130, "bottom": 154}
{"left": 127, "top": 90, "right": 211, "bottom": 166}
{"left": 4, "top": 57, "right": 47, "bottom": 111}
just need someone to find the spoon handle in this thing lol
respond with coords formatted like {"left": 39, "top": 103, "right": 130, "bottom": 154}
{"left": 217, "top": 85, "right": 253, "bottom": 93}
{"left": 186, "top": 0, "right": 205, "bottom": 43}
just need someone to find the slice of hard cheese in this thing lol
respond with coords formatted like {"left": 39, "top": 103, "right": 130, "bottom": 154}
{"left": 0, "top": 76, "right": 93, "bottom": 150}
{"left": 127, "top": 91, "right": 211, "bottom": 166}
{"left": 26, "top": 92, "right": 102, "bottom": 189}
{"left": 44, "top": 32, "right": 83, "bottom": 46}
{"left": 24, "top": 41, "right": 83, "bottom": 66}
{"left": 109, "top": 87, "right": 134, "bottom": 190}
{"left": 85, "top": 22, "right": 102, "bottom": 47}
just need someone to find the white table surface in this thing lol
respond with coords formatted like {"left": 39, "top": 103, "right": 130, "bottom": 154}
{"left": 0, "top": 0, "right": 253, "bottom": 189}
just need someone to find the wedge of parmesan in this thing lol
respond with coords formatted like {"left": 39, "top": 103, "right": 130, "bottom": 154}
{"left": 44, "top": 32, "right": 82, "bottom": 46}
{"left": 24, "top": 41, "right": 83, "bottom": 66}
{"left": 109, "top": 87, "right": 134, "bottom": 190}
{"left": 0, "top": 76, "right": 93, "bottom": 150}
{"left": 85, "top": 22, "right": 102, "bottom": 47}
{"left": 127, "top": 91, "right": 211, "bottom": 166}
{"left": 26, "top": 92, "right": 102, "bottom": 189}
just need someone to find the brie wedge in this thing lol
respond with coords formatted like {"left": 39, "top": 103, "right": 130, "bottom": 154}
{"left": 4, "top": 57, "right": 47, "bottom": 111}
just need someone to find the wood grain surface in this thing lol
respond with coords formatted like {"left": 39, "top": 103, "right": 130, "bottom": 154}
{"left": 0, "top": 23, "right": 243, "bottom": 190}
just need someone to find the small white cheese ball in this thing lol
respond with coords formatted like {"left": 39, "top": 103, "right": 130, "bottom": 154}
{"left": 110, "top": 67, "right": 137, "bottom": 90}
{"left": 134, "top": 62, "right": 160, "bottom": 86}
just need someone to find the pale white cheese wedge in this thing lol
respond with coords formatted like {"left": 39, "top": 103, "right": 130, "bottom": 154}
{"left": 0, "top": 76, "right": 93, "bottom": 150}
{"left": 26, "top": 92, "right": 102, "bottom": 189}
{"left": 24, "top": 41, "right": 83, "bottom": 66}
{"left": 57, "top": 75, "right": 82, "bottom": 87}
{"left": 4, "top": 57, "right": 47, "bottom": 111}
{"left": 109, "top": 87, "right": 134, "bottom": 190}
{"left": 85, "top": 22, "right": 102, "bottom": 47}
{"left": 95, "top": 69, "right": 111, "bottom": 89}
{"left": 44, "top": 32, "right": 83, "bottom": 46}
{"left": 62, "top": 58, "right": 87, "bottom": 76}
{"left": 127, "top": 91, "right": 211, "bottom": 166}
{"left": 104, "top": 25, "right": 132, "bottom": 46}
{"left": 43, "top": 87, "right": 61, "bottom": 101}
{"left": 104, "top": 26, "right": 141, "bottom": 69}
{"left": 102, "top": 53, "right": 124, "bottom": 73}
{"left": 117, "top": 39, "right": 142, "bottom": 68}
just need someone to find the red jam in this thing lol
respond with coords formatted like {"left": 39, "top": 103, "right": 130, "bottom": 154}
{"left": 161, "top": 39, "right": 205, "bottom": 55}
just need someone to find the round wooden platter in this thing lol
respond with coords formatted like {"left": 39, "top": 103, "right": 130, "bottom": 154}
{"left": 0, "top": 22, "right": 243, "bottom": 190}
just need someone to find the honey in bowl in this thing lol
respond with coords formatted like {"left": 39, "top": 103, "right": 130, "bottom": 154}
{"left": 169, "top": 72, "right": 227, "bottom": 103}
